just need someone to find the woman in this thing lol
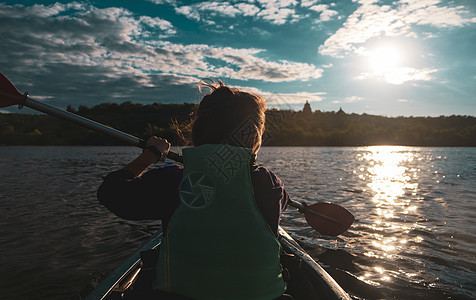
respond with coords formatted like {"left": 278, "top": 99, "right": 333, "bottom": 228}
{"left": 98, "top": 80, "right": 290, "bottom": 299}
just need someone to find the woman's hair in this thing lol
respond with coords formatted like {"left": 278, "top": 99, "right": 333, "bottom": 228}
{"left": 185, "top": 79, "right": 266, "bottom": 153}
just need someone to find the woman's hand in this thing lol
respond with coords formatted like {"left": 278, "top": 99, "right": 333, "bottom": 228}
{"left": 122, "top": 136, "right": 171, "bottom": 177}
{"left": 144, "top": 136, "right": 171, "bottom": 162}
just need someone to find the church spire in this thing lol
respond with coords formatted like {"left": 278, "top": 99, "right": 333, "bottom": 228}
{"left": 303, "top": 100, "right": 312, "bottom": 115}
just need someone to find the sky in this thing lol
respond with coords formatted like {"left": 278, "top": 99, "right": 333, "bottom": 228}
{"left": 0, "top": 0, "right": 475, "bottom": 117}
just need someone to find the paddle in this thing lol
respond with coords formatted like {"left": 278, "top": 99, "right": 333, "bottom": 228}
{"left": 288, "top": 200, "right": 354, "bottom": 237}
{"left": 0, "top": 72, "right": 354, "bottom": 236}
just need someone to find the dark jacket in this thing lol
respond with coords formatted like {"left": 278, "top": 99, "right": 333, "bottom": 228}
{"left": 97, "top": 163, "right": 288, "bottom": 236}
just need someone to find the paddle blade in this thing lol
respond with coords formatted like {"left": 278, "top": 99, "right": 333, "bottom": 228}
{"left": 0, "top": 72, "right": 26, "bottom": 108}
{"left": 304, "top": 202, "right": 354, "bottom": 237}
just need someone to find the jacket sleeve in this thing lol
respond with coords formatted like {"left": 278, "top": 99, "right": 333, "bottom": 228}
{"left": 97, "top": 165, "right": 182, "bottom": 221}
{"left": 251, "top": 166, "right": 289, "bottom": 236}
{"left": 267, "top": 170, "right": 290, "bottom": 213}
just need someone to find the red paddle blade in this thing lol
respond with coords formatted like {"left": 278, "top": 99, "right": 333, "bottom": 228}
{"left": 304, "top": 202, "right": 354, "bottom": 237}
{"left": 0, "top": 72, "right": 26, "bottom": 108}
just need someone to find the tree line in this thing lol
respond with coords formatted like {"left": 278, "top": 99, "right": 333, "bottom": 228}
{"left": 1, "top": 102, "right": 475, "bottom": 146}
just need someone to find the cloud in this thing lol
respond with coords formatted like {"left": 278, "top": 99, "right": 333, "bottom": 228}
{"left": 300, "top": 0, "right": 320, "bottom": 8}
{"left": 332, "top": 95, "right": 364, "bottom": 104}
{"left": 257, "top": 7, "right": 299, "bottom": 25}
{"left": 356, "top": 67, "right": 437, "bottom": 85}
{"left": 236, "top": 3, "right": 261, "bottom": 16}
{"left": 174, "top": 5, "right": 201, "bottom": 22}
{"left": 0, "top": 2, "right": 321, "bottom": 82}
{"left": 138, "top": 16, "right": 176, "bottom": 38}
{"left": 319, "top": 0, "right": 476, "bottom": 57}
{"left": 318, "top": 9, "right": 339, "bottom": 22}
{"left": 264, "top": 91, "right": 326, "bottom": 105}
{"left": 0, "top": 2, "right": 323, "bottom": 109}
{"left": 236, "top": 87, "right": 326, "bottom": 106}
{"left": 173, "top": 1, "right": 299, "bottom": 25}
{"left": 147, "top": 0, "right": 177, "bottom": 5}
{"left": 307, "top": 4, "right": 338, "bottom": 21}
{"left": 146, "top": 42, "right": 324, "bottom": 82}
{"left": 169, "top": 0, "right": 336, "bottom": 25}
{"left": 345, "top": 96, "right": 364, "bottom": 102}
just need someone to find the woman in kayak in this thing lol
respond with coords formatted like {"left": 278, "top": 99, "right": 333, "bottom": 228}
{"left": 97, "top": 80, "right": 290, "bottom": 300}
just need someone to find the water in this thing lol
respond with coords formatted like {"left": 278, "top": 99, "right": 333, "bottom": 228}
{"left": 0, "top": 146, "right": 475, "bottom": 299}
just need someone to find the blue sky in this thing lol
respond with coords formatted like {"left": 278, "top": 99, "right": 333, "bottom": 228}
{"left": 1, "top": 0, "right": 475, "bottom": 116}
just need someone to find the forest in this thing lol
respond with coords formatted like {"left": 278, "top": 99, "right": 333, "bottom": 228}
{"left": 1, "top": 102, "right": 475, "bottom": 147}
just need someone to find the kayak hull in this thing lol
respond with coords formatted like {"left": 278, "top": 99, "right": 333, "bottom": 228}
{"left": 87, "top": 227, "right": 350, "bottom": 300}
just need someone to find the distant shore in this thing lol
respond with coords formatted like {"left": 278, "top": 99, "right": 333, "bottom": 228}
{"left": 1, "top": 102, "right": 475, "bottom": 147}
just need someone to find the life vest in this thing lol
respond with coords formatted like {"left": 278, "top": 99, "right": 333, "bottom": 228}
{"left": 154, "top": 144, "right": 286, "bottom": 300}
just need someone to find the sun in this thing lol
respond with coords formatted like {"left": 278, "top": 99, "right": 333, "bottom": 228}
{"left": 368, "top": 45, "right": 403, "bottom": 74}
{"left": 359, "top": 42, "right": 420, "bottom": 84}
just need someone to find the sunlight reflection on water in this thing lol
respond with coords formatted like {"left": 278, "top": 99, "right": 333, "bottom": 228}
{"left": 358, "top": 146, "right": 421, "bottom": 286}
{"left": 262, "top": 146, "right": 476, "bottom": 299}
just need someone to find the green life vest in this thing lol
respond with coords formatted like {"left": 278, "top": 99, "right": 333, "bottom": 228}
{"left": 154, "top": 144, "right": 286, "bottom": 300}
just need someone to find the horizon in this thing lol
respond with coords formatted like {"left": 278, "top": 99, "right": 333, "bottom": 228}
{"left": 1, "top": 1, "right": 475, "bottom": 117}
{"left": 4, "top": 99, "right": 475, "bottom": 119}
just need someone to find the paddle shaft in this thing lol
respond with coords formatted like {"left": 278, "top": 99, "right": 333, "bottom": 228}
{"left": 19, "top": 96, "right": 183, "bottom": 163}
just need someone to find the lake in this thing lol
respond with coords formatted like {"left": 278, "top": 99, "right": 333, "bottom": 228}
{"left": 0, "top": 146, "right": 474, "bottom": 299}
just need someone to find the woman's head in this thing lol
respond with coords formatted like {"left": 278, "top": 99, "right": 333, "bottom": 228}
{"left": 190, "top": 80, "right": 266, "bottom": 153}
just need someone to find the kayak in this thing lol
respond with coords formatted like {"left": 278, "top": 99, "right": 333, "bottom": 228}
{"left": 86, "top": 227, "right": 351, "bottom": 300}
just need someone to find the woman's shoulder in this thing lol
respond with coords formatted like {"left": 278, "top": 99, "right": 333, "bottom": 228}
{"left": 251, "top": 164, "right": 288, "bottom": 214}
{"left": 144, "top": 164, "right": 183, "bottom": 180}
{"left": 251, "top": 165, "right": 284, "bottom": 189}
{"left": 146, "top": 164, "right": 183, "bottom": 175}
